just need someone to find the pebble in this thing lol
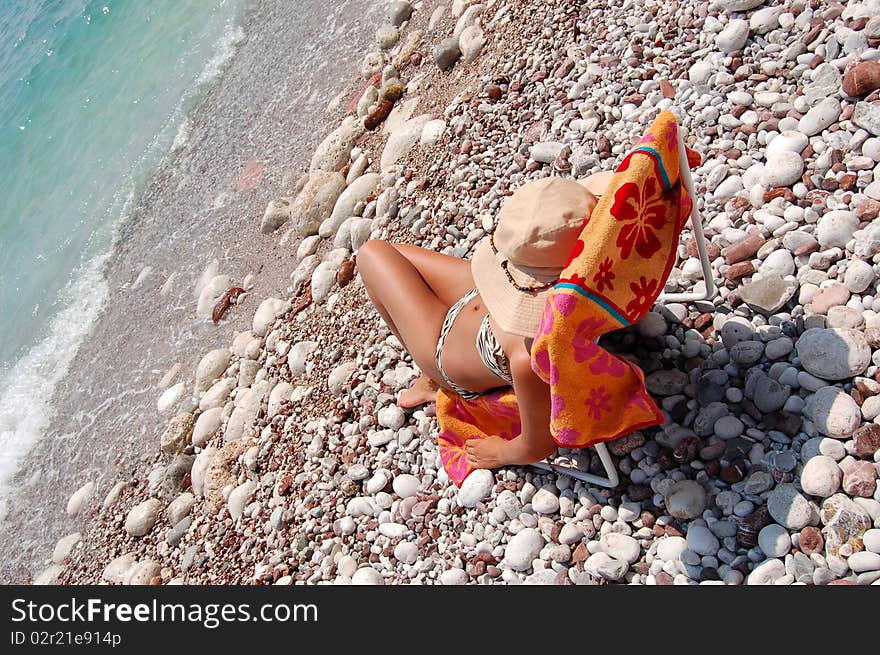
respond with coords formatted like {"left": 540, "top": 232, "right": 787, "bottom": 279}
{"left": 393, "top": 541, "right": 419, "bottom": 565}
{"left": 192, "top": 408, "right": 222, "bottom": 448}
{"left": 327, "top": 362, "right": 357, "bottom": 395}
{"left": 863, "top": 529, "right": 880, "bottom": 554}
{"left": 530, "top": 141, "right": 565, "bottom": 163}
{"left": 459, "top": 25, "right": 485, "bottom": 64}
{"left": 420, "top": 119, "right": 446, "bottom": 147}
{"left": 66, "top": 482, "right": 95, "bottom": 517}
{"left": 531, "top": 488, "right": 560, "bottom": 514}
{"left": 798, "top": 98, "right": 842, "bottom": 136}
{"left": 804, "top": 386, "right": 862, "bottom": 439}
{"left": 848, "top": 551, "right": 880, "bottom": 573}
{"left": 845, "top": 260, "right": 875, "bottom": 293}
{"left": 440, "top": 568, "right": 468, "bottom": 585}
{"left": 767, "top": 484, "right": 813, "bottom": 530}
{"left": 817, "top": 211, "right": 859, "bottom": 249}
{"left": 392, "top": 474, "right": 420, "bottom": 499}
{"left": 227, "top": 481, "right": 256, "bottom": 521}
{"left": 800, "top": 455, "right": 842, "bottom": 497}
{"left": 558, "top": 523, "right": 584, "bottom": 545}
{"left": 167, "top": 493, "right": 195, "bottom": 525}
{"left": 433, "top": 37, "right": 461, "bottom": 70}
{"left": 52, "top": 532, "right": 82, "bottom": 564}
{"left": 351, "top": 567, "right": 384, "bottom": 585}
{"left": 796, "top": 328, "right": 871, "bottom": 380}
{"left": 686, "top": 525, "right": 720, "bottom": 556}
{"left": 715, "top": 19, "right": 749, "bottom": 53}
{"left": 124, "top": 499, "right": 162, "bottom": 537}
{"left": 504, "top": 528, "right": 544, "bottom": 571}
{"left": 386, "top": 1, "right": 412, "bottom": 27}
{"left": 585, "top": 552, "right": 628, "bottom": 581}
{"left": 762, "top": 151, "right": 803, "bottom": 187}
{"left": 376, "top": 25, "right": 399, "bottom": 50}
{"left": 657, "top": 536, "right": 687, "bottom": 562}
{"left": 766, "top": 131, "right": 808, "bottom": 159}
{"left": 664, "top": 480, "right": 707, "bottom": 519}
{"left": 714, "top": 415, "right": 744, "bottom": 439}
{"left": 757, "top": 524, "right": 791, "bottom": 558}
{"left": 854, "top": 101, "right": 880, "bottom": 136}
{"left": 378, "top": 523, "right": 408, "bottom": 539}
{"left": 747, "top": 558, "right": 786, "bottom": 585}
{"left": 600, "top": 533, "right": 640, "bottom": 564}
{"left": 458, "top": 469, "right": 493, "bottom": 507}
{"left": 377, "top": 405, "right": 405, "bottom": 429}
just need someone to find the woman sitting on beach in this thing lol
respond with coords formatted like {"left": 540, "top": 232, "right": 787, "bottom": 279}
{"left": 356, "top": 176, "right": 600, "bottom": 471}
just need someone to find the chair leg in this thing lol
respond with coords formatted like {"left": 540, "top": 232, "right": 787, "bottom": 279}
{"left": 530, "top": 442, "right": 619, "bottom": 488}
{"left": 655, "top": 127, "right": 716, "bottom": 304}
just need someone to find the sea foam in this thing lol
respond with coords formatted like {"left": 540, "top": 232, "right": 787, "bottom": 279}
{"left": 0, "top": 253, "right": 109, "bottom": 522}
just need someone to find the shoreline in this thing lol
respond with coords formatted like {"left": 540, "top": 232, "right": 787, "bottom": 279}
{"left": 0, "top": 0, "right": 384, "bottom": 582}
{"left": 17, "top": 0, "right": 880, "bottom": 586}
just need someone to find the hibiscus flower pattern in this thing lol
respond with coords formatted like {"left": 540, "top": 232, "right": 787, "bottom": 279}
{"left": 626, "top": 275, "right": 660, "bottom": 319}
{"left": 588, "top": 351, "right": 627, "bottom": 378}
{"left": 564, "top": 238, "right": 585, "bottom": 268}
{"left": 611, "top": 175, "right": 666, "bottom": 260}
{"left": 571, "top": 317, "right": 610, "bottom": 363}
{"left": 550, "top": 393, "right": 565, "bottom": 420}
{"left": 592, "top": 257, "right": 615, "bottom": 292}
{"left": 584, "top": 386, "right": 612, "bottom": 419}
{"left": 532, "top": 348, "right": 560, "bottom": 385}
{"left": 664, "top": 122, "right": 678, "bottom": 157}
{"left": 553, "top": 425, "right": 582, "bottom": 447}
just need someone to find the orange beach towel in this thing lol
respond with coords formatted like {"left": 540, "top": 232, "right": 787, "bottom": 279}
{"left": 436, "top": 110, "right": 702, "bottom": 486}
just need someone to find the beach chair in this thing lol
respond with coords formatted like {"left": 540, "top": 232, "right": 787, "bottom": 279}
{"left": 530, "top": 125, "right": 717, "bottom": 488}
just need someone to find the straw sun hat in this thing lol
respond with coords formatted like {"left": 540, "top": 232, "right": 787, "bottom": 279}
{"left": 471, "top": 176, "right": 599, "bottom": 337}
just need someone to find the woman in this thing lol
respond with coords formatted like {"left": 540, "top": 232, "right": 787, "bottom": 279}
{"left": 356, "top": 176, "right": 601, "bottom": 470}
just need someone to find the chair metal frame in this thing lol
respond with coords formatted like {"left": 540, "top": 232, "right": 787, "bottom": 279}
{"left": 530, "top": 127, "right": 716, "bottom": 487}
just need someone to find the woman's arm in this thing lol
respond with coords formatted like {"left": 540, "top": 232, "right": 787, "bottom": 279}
{"left": 465, "top": 338, "right": 556, "bottom": 468}
{"left": 506, "top": 347, "right": 556, "bottom": 464}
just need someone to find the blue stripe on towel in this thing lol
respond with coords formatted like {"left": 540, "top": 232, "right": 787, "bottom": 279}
{"left": 554, "top": 283, "right": 630, "bottom": 327}
{"left": 629, "top": 145, "right": 672, "bottom": 191}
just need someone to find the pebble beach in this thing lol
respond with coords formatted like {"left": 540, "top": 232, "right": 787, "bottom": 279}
{"left": 22, "top": 0, "right": 880, "bottom": 586}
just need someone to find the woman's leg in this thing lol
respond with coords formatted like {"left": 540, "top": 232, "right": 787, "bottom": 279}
{"left": 356, "top": 241, "right": 473, "bottom": 406}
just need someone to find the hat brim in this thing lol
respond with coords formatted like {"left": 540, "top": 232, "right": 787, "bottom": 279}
{"left": 470, "top": 237, "right": 554, "bottom": 338}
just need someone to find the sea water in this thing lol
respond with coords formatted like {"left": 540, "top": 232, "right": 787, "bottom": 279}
{"left": 0, "top": 0, "right": 247, "bottom": 518}
{"left": 0, "top": 0, "right": 382, "bottom": 580}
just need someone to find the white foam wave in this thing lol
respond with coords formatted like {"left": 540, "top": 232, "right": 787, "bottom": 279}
{"left": 165, "top": 23, "right": 245, "bottom": 155}
{"left": 0, "top": 252, "right": 110, "bottom": 522}
{"left": 197, "top": 24, "right": 245, "bottom": 86}
{"left": 170, "top": 117, "right": 192, "bottom": 152}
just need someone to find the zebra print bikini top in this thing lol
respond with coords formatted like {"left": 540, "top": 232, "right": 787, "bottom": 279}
{"left": 434, "top": 288, "right": 514, "bottom": 399}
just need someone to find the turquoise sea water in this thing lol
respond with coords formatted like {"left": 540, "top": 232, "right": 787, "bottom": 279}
{"left": 0, "top": 0, "right": 247, "bottom": 511}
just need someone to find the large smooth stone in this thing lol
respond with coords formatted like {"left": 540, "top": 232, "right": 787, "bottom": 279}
{"left": 715, "top": 19, "right": 749, "bottom": 53}
{"left": 310, "top": 116, "right": 365, "bottom": 173}
{"left": 291, "top": 171, "right": 346, "bottom": 236}
{"left": 504, "top": 528, "right": 544, "bottom": 571}
{"left": 196, "top": 348, "right": 231, "bottom": 393}
{"left": 804, "top": 386, "right": 861, "bottom": 439}
{"left": 767, "top": 484, "right": 813, "bottom": 530}
{"left": 327, "top": 173, "right": 381, "bottom": 225}
{"left": 664, "top": 480, "right": 707, "bottom": 519}
{"left": 798, "top": 98, "right": 842, "bottom": 136}
{"left": 796, "top": 328, "right": 870, "bottom": 380}
{"left": 762, "top": 151, "right": 804, "bottom": 187}
{"left": 458, "top": 469, "right": 493, "bottom": 508}
{"left": 381, "top": 114, "right": 433, "bottom": 170}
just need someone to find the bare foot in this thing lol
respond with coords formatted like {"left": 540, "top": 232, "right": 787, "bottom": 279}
{"left": 397, "top": 374, "right": 438, "bottom": 409}
{"left": 466, "top": 434, "right": 556, "bottom": 470}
